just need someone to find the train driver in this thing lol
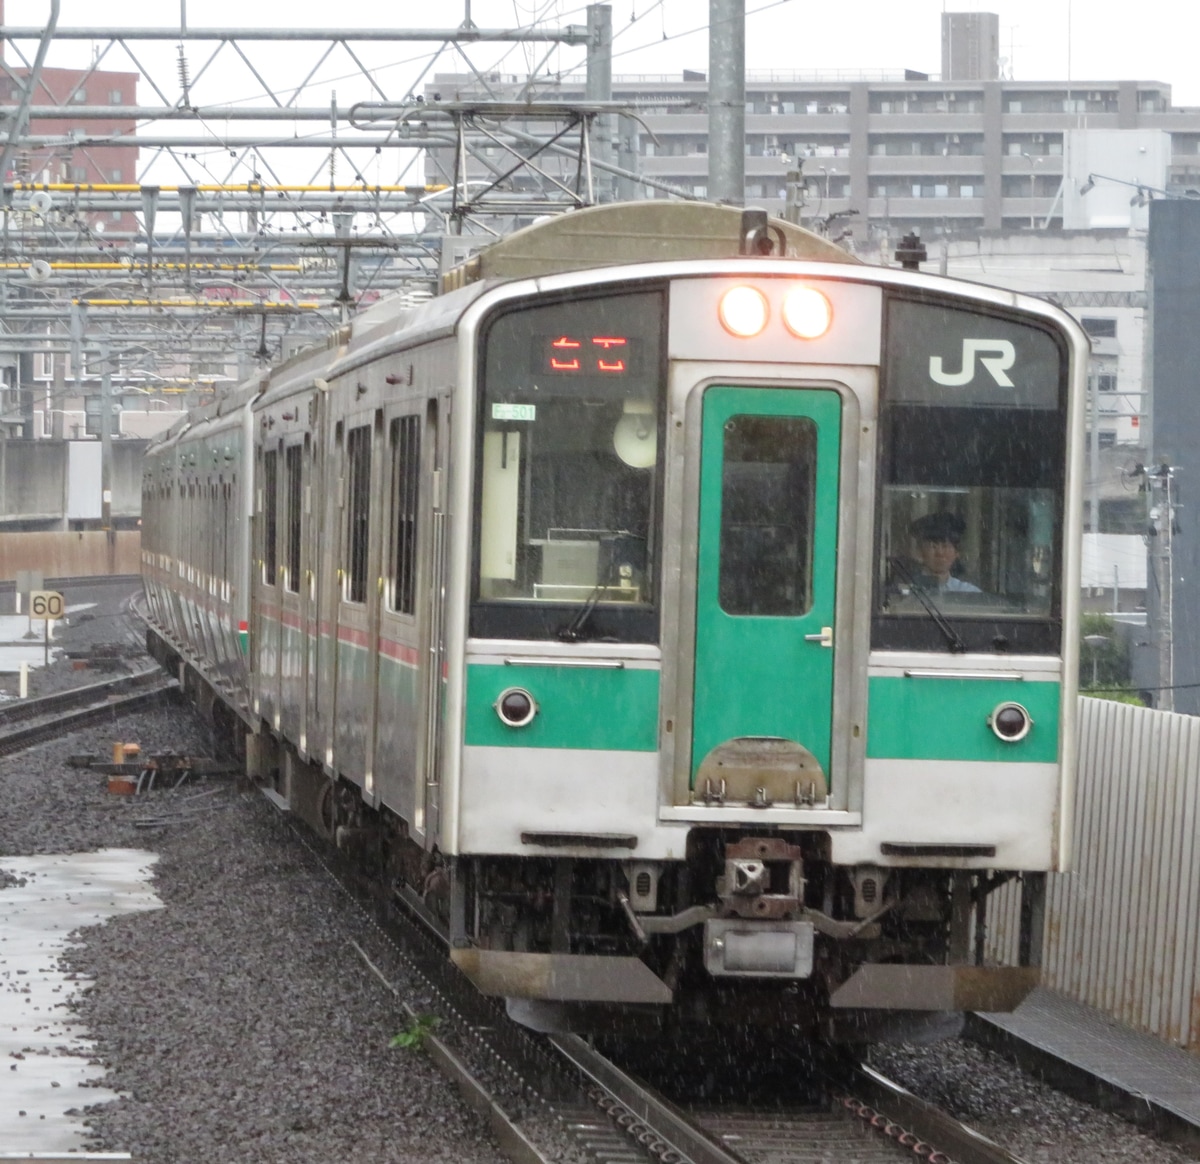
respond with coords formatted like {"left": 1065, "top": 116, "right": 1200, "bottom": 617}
{"left": 910, "top": 511, "right": 981, "bottom": 594}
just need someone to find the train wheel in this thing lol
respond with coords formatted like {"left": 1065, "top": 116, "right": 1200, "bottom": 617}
{"left": 315, "top": 780, "right": 337, "bottom": 840}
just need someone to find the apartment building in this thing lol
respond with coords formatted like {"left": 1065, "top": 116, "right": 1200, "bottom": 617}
{"left": 1, "top": 64, "right": 139, "bottom": 232}
{"left": 425, "top": 9, "right": 1198, "bottom": 241}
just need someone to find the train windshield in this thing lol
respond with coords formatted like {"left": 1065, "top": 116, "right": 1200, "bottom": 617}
{"left": 472, "top": 289, "right": 664, "bottom": 642}
{"left": 873, "top": 296, "right": 1068, "bottom": 654}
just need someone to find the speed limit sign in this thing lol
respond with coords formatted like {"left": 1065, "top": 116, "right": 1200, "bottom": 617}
{"left": 29, "top": 590, "right": 64, "bottom": 620}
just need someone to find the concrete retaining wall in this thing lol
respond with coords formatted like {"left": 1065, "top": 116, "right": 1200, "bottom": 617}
{"left": 0, "top": 531, "right": 141, "bottom": 579}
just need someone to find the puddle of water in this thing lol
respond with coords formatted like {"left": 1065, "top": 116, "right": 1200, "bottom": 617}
{"left": 0, "top": 849, "right": 162, "bottom": 1152}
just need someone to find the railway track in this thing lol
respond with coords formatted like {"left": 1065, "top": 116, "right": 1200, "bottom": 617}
{"left": 270, "top": 798, "right": 1032, "bottom": 1164}
{"left": 556, "top": 1034, "right": 1032, "bottom": 1164}
{"left": 0, "top": 667, "right": 179, "bottom": 756}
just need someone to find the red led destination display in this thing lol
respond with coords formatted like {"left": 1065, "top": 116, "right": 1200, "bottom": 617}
{"left": 543, "top": 334, "right": 632, "bottom": 375}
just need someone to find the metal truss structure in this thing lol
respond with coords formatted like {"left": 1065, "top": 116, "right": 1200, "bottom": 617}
{"left": 0, "top": 6, "right": 625, "bottom": 428}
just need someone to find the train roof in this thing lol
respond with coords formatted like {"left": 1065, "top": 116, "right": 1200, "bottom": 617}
{"left": 151, "top": 202, "right": 860, "bottom": 445}
{"left": 440, "top": 201, "right": 857, "bottom": 290}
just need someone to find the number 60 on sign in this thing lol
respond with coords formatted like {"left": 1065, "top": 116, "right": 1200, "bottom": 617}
{"left": 29, "top": 590, "right": 64, "bottom": 620}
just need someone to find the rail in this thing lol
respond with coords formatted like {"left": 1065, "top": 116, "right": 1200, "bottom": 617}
{"left": 0, "top": 669, "right": 177, "bottom": 755}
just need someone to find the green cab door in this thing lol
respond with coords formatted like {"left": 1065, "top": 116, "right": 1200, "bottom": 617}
{"left": 690, "top": 386, "right": 842, "bottom": 802}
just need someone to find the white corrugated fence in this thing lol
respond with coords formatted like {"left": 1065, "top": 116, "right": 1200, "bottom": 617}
{"left": 987, "top": 698, "right": 1200, "bottom": 1048}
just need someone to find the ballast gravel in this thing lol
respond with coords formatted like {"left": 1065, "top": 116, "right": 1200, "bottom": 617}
{"left": 0, "top": 699, "right": 507, "bottom": 1163}
{"left": 870, "top": 1032, "right": 1197, "bottom": 1162}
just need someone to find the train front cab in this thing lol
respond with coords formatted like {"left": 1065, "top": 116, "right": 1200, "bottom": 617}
{"left": 444, "top": 263, "right": 1085, "bottom": 1032}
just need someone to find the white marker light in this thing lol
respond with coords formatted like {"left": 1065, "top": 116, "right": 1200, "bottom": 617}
{"left": 782, "top": 286, "right": 833, "bottom": 339}
{"left": 718, "top": 286, "right": 769, "bottom": 338}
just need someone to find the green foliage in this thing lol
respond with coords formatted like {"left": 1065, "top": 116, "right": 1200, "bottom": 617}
{"left": 1080, "top": 612, "right": 1116, "bottom": 637}
{"left": 1082, "top": 685, "right": 1147, "bottom": 706}
{"left": 389, "top": 1013, "right": 441, "bottom": 1050}
{"left": 1079, "top": 612, "right": 1132, "bottom": 693}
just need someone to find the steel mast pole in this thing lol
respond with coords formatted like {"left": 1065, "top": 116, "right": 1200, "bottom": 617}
{"left": 708, "top": 0, "right": 745, "bottom": 205}
{"left": 585, "top": 5, "right": 614, "bottom": 203}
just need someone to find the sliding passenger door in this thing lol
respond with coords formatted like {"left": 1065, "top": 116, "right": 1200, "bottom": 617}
{"left": 415, "top": 392, "right": 450, "bottom": 845}
{"left": 301, "top": 433, "right": 320, "bottom": 760}
{"left": 371, "top": 406, "right": 425, "bottom": 819}
{"left": 333, "top": 410, "right": 382, "bottom": 786}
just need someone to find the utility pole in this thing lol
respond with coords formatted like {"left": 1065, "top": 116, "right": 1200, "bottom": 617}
{"left": 1088, "top": 369, "right": 1100, "bottom": 533}
{"left": 783, "top": 168, "right": 804, "bottom": 224}
{"left": 708, "top": 0, "right": 745, "bottom": 205}
{"left": 99, "top": 342, "right": 114, "bottom": 571}
{"left": 1148, "top": 462, "right": 1175, "bottom": 711}
{"left": 585, "top": 4, "right": 614, "bottom": 203}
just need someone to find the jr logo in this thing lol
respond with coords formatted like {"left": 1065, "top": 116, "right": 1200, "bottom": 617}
{"left": 928, "top": 339, "right": 1016, "bottom": 387}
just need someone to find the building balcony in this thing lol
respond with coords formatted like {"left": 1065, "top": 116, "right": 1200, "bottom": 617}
{"left": 867, "top": 155, "right": 985, "bottom": 175}
{"left": 999, "top": 196, "right": 1060, "bottom": 219}
{"left": 1000, "top": 156, "right": 1064, "bottom": 175}
{"left": 639, "top": 113, "right": 708, "bottom": 134}
{"left": 999, "top": 112, "right": 1119, "bottom": 132}
{"left": 744, "top": 113, "right": 853, "bottom": 135}
{"left": 639, "top": 156, "right": 709, "bottom": 177}
{"left": 867, "top": 113, "right": 985, "bottom": 134}
{"left": 866, "top": 196, "right": 985, "bottom": 217}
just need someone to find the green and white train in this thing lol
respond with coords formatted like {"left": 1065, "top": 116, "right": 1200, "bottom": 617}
{"left": 142, "top": 202, "right": 1086, "bottom": 1037}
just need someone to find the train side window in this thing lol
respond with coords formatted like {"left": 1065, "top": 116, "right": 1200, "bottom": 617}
{"left": 344, "top": 424, "right": 371, "bottom": 604}
{"left": 262, "top": 448, "right": 278, "bottom": 587}
{"left": 284, "top": 444, "right": 301, "bottom": 593}
{"left": 388, "top": 415, "right": 421, "bottom": 615}
{"left": 222, "top": 482, "right": 231, "bottom": 594}
{"left": 718, "top": 415, "right": 816, "bottom": 617}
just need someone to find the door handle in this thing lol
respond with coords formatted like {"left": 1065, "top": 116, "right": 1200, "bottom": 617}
{"left": 804, "top": 626, "right": 833, "bottom": 648}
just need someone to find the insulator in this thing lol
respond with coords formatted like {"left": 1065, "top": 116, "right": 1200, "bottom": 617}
{"left": 177, "top": 44, "right": 191, "bottom": 102}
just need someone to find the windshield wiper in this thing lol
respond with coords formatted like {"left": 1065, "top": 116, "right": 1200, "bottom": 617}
{"left": 555, "top": 530, "right": 646, "bottom": 643}
{"left": 557, "top": 581, "right": 604, "bottom": 642}
{"left": 888, "top": 556, "right": 968, "bottom": 653}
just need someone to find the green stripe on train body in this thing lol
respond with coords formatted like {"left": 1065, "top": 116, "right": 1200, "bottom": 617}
{"left": 465, "top": 663, "right": 660, "bottom": 751}
{"left": 866, "top": 676, "right": 1060, "bottom": 763}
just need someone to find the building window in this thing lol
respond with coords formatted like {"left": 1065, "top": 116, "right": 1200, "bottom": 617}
{"left": 70, "top": 166, "right": 88, "bottom": 183}
{"left": 1081, "top": 317, "right": 1117, "bottom": 338}
{"left": 110, "top": 169, "right": 122, "bottom": 183}
{"left": 1094, "top": 373, "right": 1118, "bottom": 393}
{"left": 109, "top": 89, "right": 123, "bottom": 104}
{"left": 1098, "top": 431, "right": 1117, "bottom": 449}
{"left": 71, "top": 88, "right": 87, "bottom": 104}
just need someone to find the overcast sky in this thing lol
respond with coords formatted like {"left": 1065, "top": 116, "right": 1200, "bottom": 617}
{"left": 4, "top": 0, "right": 1198, "bottom": 105}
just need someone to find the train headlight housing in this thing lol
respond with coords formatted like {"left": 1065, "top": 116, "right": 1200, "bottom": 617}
{"left": 782, "top": 286, "right": 833, "bottom": 339}
{"left": 495, "top": 687, "right": 538, "bottom": 728}
{"left": 988, "top": 701, "right": 1033, "bottom": 742}
{"left": 718, "top": 286, "right": 769, "bottom": 338}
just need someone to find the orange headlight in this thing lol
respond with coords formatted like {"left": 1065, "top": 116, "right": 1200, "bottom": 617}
{"left": 718, "top": 285, "right": 770, "bottom": 337}
{"left": 782, "top": 286, "right": 833, "bottom": 339}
